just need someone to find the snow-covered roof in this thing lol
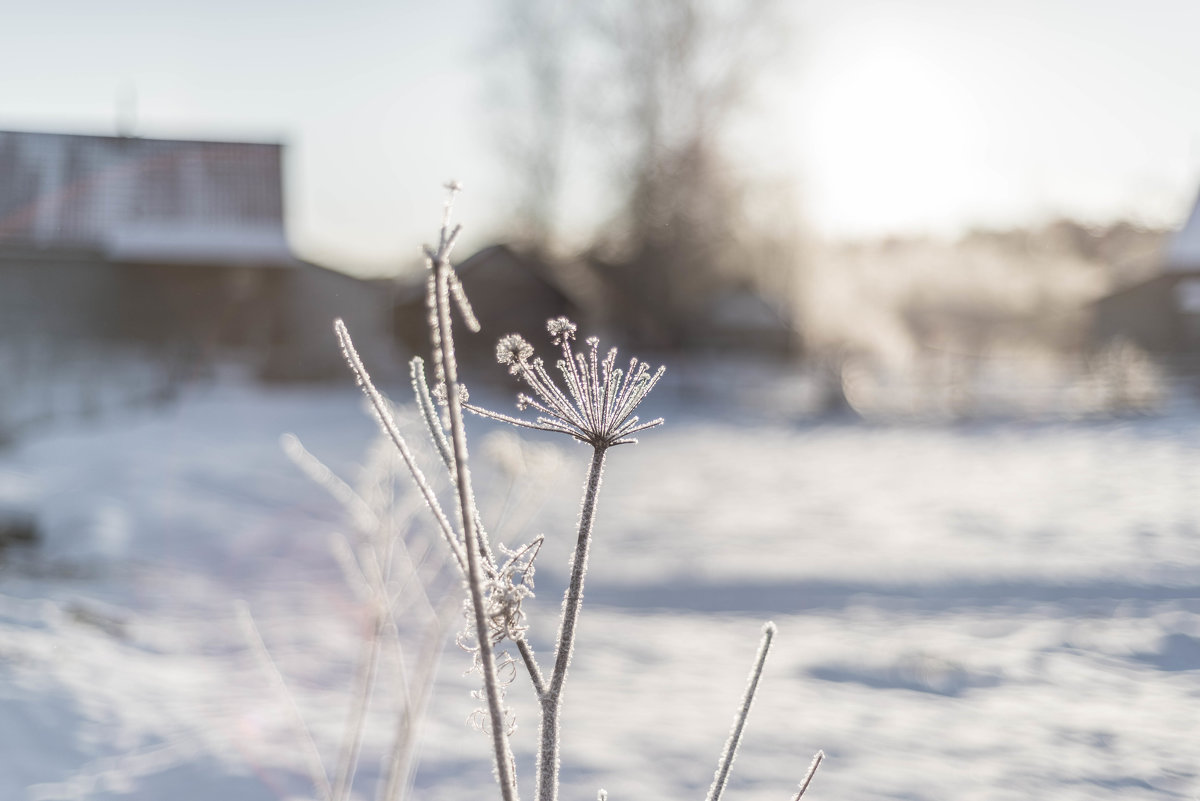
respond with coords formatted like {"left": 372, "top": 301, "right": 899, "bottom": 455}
{"left": 1166, "top": 187, "right": 1200, "bottom": 271}
{"left": 0, "top": 130, "right": 294, "bottom": 267}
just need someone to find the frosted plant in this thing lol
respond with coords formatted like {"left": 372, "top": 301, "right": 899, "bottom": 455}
{"left": 333, "top": 185, "right": 822, "bottom": 801}
{"left": 474, "top": 319, "right": 665, "bottom": 448}
{"left": 238, "top": 429, "right": 461, "bottom": 801}
{"left": 705, "top": 623, "right": 825, "bottom": 801}
{"left": 482, "top": 537, "right": 543, "bottom": 645}
{"left": 336, "top": 186, "right": 520, "bottom": 801}
{"left": 466, "top": 317, "right": 664, "bottom": 801}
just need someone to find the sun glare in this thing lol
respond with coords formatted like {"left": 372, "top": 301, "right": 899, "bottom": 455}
{"left": 795, "top": 30, "right": 990, "bottom": 237}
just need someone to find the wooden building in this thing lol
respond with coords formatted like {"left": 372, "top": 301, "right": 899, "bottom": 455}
{"left": 0, "top": 129, "right": 394, "bottom": 381}
{"left": 393, "top": 244, "right": 586, "bottom": 366}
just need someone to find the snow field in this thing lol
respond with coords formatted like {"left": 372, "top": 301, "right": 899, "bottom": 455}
{"left": 0, "top": 377, "right": 1198, "bottom": 799}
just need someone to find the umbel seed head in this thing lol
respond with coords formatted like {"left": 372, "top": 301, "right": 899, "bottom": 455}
{"left": 547, "top": 316, "right": 578, "bottom": 345}
{"left": 496, "top": 334, "right": 534, "bottom": 374}
{"left": 469, "top": 318, "right": 665, "bottom": 449}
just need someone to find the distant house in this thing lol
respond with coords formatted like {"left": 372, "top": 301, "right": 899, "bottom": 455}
{"left": 1091, "top": 198, "right": 1200, "bottom": 354}
{"left": 583, "top": 251, "right": 798, "bottom": 354}
{"left": 393, "top": 243, "right": 589, "bottom": 365}
{"left": 0, "top": 129, "right": 393, "bottom": 380}
{"left": 693, "top": 282, "right": 797, "bottom": 354}
{"left": 397, "top": 242, "right": 798, "bottom": 364}
{"left": 263, "top": 260, "right": 398, "bottom": 382}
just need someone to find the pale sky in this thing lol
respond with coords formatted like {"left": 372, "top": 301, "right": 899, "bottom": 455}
{"left": 2, "top": 0, "right": 1198, "bottom": 275}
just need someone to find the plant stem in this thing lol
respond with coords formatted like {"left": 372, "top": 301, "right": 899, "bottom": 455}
{"left": 434, "top": 256, "right": 519, "bottom": 801}
{"left": 792, "top": 751, "right": 825, "bottom": 800}
{"left": 335, "top": 320, "right": 467, "bottom": 574}
{"left": 380, "top": 608, "right": 455, "bottom": 801}
{"left": 236, "top": 602, "right": 332, "bottom": 801}
{"left": 705, "top": 623, "right": 776, "bottom": 801}
{"left": 516, "top": 637, "right": 546, "bottom": 698}
{"left": 537, "top": 444, "right": 608, "bottom": 801}
{"left": 332, "top": 607, "right": 384, "bottom": 801}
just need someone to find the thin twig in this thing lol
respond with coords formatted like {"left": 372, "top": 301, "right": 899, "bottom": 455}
{"left": 516, "top": 637, "right": 546, "bottom": 698}
{"left": 236, "top": 602, "right": 333, "bottom": 801}
{"left": 328, "top": 533, "right": 371, "bottom": 603}
{"left": 430, "top": 209, "right": 520, "bottom": 801}
{"left": 335, "top": 320, "right": 468, "bottom": 575}
{"left": 792, "top": 750, "right": 825, "bottom": 800}
{"left": 705, "top": 622, "right": 777, "bottom": 801}
{"left": 285, "top": 428, "right": 454, "bottom": 801}
{"left": 379, "top": 603, "right": 457, "bottom": 801}
{"left": 282, "top": 432, "right": 380, "bottom": 534}
{"left": 411, "top": 357, "right": 455, "bottom": 470}
{"left": 332, "top": 608, "right": 385, "bottom": 801}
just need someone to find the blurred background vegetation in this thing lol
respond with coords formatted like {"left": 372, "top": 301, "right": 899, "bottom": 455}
{"left": 1, "top": 0, "right": 1197, "bottom": 425}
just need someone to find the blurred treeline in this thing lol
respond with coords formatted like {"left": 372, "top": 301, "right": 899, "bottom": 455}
{"left": 484, "top": 0, "right": 798, "bottom": 351}
{"left": 800, "top": 219, "right": 1167, "bottom": 368}
{"left": 482, "top": 0, "right": 1168, "bottom": 365}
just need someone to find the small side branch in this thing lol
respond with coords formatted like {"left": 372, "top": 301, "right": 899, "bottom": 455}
{"left": 705, "top": 622, "right": 776, "bottom": 801}
{"left": 791, "top": 751, "right": 825, "bottom": 801}
{"left": 236, "top": 602, "right": 332, "bottom": 801}
{"left": 335, "top": 320, "right": 467, "bottom": 575}
{"left": 410, "top": 356, "right": 454, "bottom": 470}
{"left": 331, "top": 611, "right": 384, "bottom": 801}
{"left": 516, "top": 637, "right": 546, "bottom": 699}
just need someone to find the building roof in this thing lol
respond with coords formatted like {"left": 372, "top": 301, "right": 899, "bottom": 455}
{"left": 0, "top": 129, "right": 295, "bottom": 267}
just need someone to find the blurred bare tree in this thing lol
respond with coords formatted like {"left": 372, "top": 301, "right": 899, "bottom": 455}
{"left": 490, "top": 0, "right": 793, "bottom": 348}
{"left": 489, "top": 0, "right": 572, "bottom": 252}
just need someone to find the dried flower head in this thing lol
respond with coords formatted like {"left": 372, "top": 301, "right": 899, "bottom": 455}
{"left": 496, "top": 334, "right": 534, "bottom": 374}
{"left": 482, "top": 537, "right": 541, "bottom": 643}
{"left": 469, "top": 318, "right": 664, "bottom": 449}
{"left": 546, "top": 316, "right": 577, "bottom": 345}
{"left": 451, "top": 535, "right": 542, "bottom": 652}
{"left": 431, "top": 381, "right": 470, "bottom": 405}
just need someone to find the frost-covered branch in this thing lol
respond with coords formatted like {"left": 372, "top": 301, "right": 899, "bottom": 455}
{"left": 426, "top": 186, "right": 520, "bottom": 801}
{"left": 335, "top": 320, "right": 467, "bottom": 575}
{"left": 516, "top": 637, "right": 546, "bottom": 698}
{"left": 332, "top": 188, "right": 823, "bottom": 801}
{"left": 236, "top": 602, "right": 332, "bottom": 801}
{"left": 468, "top": 317, "right": 666, "bottom": 801}
{"left": 706, "top": 622, "right": 776, "bottom": 801}
{"left": 410, "top": 356, "right": 454, "bottom": 470}
{"left": 792, "top": 750, "right": 824, "bottom": 800}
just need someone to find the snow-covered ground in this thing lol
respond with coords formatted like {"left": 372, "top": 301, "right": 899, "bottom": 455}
{"left": 1, "top": 370, "right": 1199, "bottom": 801}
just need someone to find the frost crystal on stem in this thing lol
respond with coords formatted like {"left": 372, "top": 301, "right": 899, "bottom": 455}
{"left": 472, "top": 317, "right": 665, "bottom": 448}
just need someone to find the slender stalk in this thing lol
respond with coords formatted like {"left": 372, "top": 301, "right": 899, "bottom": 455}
{"left": 516, "top": 637, "right": 546, "bottom": 698}
{"left": 335, "top": 320, "right": 467, "bottom": 574}
{"left": 537, "top": 444, "right": 608, "bottom": 801}
{"left": 792, "top": 751, "right": 825, "bottom": 801}
{"left": 410, "top": 356, "right": 455, "bottom": 470}
{"left": 433, "top": 251, "right": 519, "bottom": 801}
{"left": 236, "top": 602, "right": 332, "bottom": 801}
{"left": 379, "top": 606, "right": 456, "bottom": 801}
{"left": 332, "top": 608, "right": 385, "bottom": 801}
{"left": 705, "top": 623, "right": 776, "bottom": 801}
